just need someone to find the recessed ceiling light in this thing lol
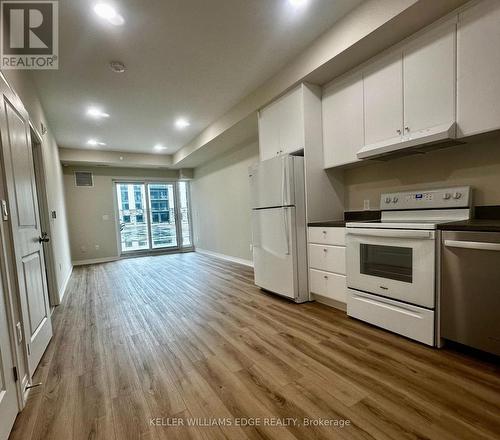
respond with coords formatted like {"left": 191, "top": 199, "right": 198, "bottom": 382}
{"left": 87, "top": 139, "right": 106, "bottom": 146}
{"left": 154, "top": 144, "right": 167, "bottom": 152}
{"left": 87, "top": 106, "right": 110, "bottom": 119}
{"left": 109, "top": 61, "right": 126, "bottom": 73}
{"left": 93, "top": 3, "right": 125, "bottom": 26}
{"left": 175, "top": 118, "right": 190, "bottom": 129}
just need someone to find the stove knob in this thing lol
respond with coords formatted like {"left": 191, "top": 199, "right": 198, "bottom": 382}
{"left": 453, "top": 192, "right": 462, "bottom": 200}
{"left": 385, "top": 197, "right": 391, "bottom": 204}
{"left": 443, "top": 193, "right": 451, "bottom": 200}
{"left": 392, "top": 196, "right": 399, "bottom": 203}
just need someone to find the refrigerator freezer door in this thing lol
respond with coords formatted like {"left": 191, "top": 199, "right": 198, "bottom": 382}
{"left": 249, "top": 156, "right": 296, "bottom": 209}
{"left": 252, "top": 207, "right": 297, "bottom": 299}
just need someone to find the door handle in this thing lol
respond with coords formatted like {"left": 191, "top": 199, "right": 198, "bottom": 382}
{"left": 347, "top": 228, "right": 434, "bottom": 239}
{"left": 38, "top": 233, "right": 50, "bottom": 243}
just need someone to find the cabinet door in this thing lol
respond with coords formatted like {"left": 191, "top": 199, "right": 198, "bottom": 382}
{"left": 258, "top": 102, "right": 281, "bottom": 161}
{"left": 404, "top": 20, "right": 456, "bottom": 136}
{"left": 457, "top": 0, "right": 500, "bottom": 137}
{"left": 322, "top": 72, "right": 364, "bottom": 168}
{"left": 363, "top": 51, "right": 403, "bottom": 147}
{"left": 278, "top": 86, "right": 304, "bottom": 155}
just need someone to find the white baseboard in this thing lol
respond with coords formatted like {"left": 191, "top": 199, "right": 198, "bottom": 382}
{"left": 72, "top": 256, "right": 119, "bottom": 266}
{"left": 57, "top": 265, "right": 73, "bottom": 302}
{"left": 311, "top": 293, "right": 347, "bottom": 312}
{"left": 196, "top": 248, "right": 254, "bottom": 268}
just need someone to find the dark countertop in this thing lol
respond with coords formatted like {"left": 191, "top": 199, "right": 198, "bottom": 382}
{"left": 438, "top": 219, "right": 500, "bottom": 232}
{"left": 308, "top": 220, "right": 347, "bottom": 227}
{"left": 308, "top": 210, "right": 381, "bottom": 228}
{"left": 439, "top": 205, "right": 500, "bottom": 232}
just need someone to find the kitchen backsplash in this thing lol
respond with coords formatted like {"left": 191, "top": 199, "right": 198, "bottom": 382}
{"left": 343, "top": 135, "right": 500, "bottom": 211}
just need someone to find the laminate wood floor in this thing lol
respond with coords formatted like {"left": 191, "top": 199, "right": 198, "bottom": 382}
{"left": 9, "top": 253, "right": 500, "bottom": 440}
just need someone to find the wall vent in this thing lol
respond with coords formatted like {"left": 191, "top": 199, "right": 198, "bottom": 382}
{"left": 74, "top": 171, "right": 93, "bottom": 187}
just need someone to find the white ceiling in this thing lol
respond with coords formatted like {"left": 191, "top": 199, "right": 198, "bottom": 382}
{"left": 31, "top": 0, "right": 364, "bottom": 155}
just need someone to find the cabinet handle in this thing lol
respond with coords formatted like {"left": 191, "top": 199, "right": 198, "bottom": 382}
{"left": 322, "top": 230, "right": 327, "bottom": 235}
{"left": 323, "top": 248, "right": 328, "bottom": 252}
{"left": 324, "top": 275, "right": 328, "bottom": 279}
{"left": 405, "top": 126, "right": 410, "bottom": 132}
{"left": 397, "top": 129, "right": 402, "bottom": 134}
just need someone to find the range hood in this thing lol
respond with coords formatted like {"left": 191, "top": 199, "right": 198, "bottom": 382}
{"left": 357, "top": 122, "right": 461, "bottom": 160}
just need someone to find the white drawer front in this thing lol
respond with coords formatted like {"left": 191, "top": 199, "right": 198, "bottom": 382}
{"left": 308, "top": 227, "right": 345, "bottom": 246}
{"left": 310, "top": 269, "right": 347, "bottom": 303}
{"left": 347, "top": 289, "right": 435, "bottom": 346}
{"left": 309, "top": 244, "right": 346, "bottom": 274}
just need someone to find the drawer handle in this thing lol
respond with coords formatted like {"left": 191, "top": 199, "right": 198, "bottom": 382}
{"left": 322, "top": 230, "right": 327, "bottom": 234}
{"left": 323, "top": 248, "right": 328, "bottom": 252}
{"left": 323, "top": 275, "right": 328, "bottom": 279}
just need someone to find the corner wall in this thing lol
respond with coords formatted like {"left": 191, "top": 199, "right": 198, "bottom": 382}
{"left": 191, "top": 141, "right": 259, "bottom": 263}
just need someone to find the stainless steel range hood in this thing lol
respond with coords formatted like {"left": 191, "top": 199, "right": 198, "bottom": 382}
{"left": 357, "top": 122, "right": 460, "bottom": 160}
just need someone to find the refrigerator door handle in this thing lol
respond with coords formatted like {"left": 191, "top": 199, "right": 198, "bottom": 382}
{"left": 283, "top": 207, "right": 290, "bottom": 255}
{"left": 281, "top": 157, "right": 286, "bottom": 207}
{"left": 280, "top": 159, "right": 290, "bottom": 255}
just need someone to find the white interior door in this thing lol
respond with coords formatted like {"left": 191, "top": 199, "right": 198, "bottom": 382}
{"left": 0, "top": 274, "right": 18, "bottom": 440}
{"left": 0, "top": 94, "right": 52, "bottom": 377}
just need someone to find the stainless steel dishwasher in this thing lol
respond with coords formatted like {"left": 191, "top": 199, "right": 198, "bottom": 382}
{"left": 441, "top": 231, "right": 500, "bottom": 356}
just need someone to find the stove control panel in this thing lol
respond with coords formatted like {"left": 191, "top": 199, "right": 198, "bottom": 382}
{"left": 380, "top": 187, "right": 471, "bottom": 210}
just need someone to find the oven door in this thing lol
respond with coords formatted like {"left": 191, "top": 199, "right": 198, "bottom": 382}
{"left": 346, "top": 228, "right": 436, "bottom": 308}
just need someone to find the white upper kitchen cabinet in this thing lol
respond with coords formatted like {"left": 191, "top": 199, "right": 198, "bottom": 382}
{"left": 322, "top": 71, "right": 364, "bottom": 168}
{"left": 258, "top": 85, "right": 305, "bottom": 161}
{"left": 457, "top": 0, "right": 500, "bottom": 137}
{"left": 403, "top": 20, "right": 456, "bottom": 139}
{"left": 258, "top": 99, "right": 281, "bottom": 161}
{"left": 363, "top": 51, "right": 404, "bottom": 149}
{"left": 360, "top": 19, "right": 457, "bottom": 159}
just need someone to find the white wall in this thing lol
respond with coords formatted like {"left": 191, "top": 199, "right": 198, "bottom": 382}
{"left": 3, "top": 71, "right": 72, "bottom": 301}
{"left": 191, "top": 141, "right": 259, "bottom": 262}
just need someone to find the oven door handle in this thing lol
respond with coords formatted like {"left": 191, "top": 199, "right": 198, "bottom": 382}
{"left": 346, "top": 228, "right": 434, "bottom": 239}
{"left": 444, "top": 240, "right": 500, "bottom": 251}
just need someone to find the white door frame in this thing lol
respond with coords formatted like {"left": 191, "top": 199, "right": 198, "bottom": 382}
{"left": 0, "top": 201, "right": 25, "bottom": 411}
{"left": 30, "top": 124, "right": 59, "bottom": 306}
{"left": 0, "top": 82, "right": 53, "bottom": 386}
{"left": 0, "top": 77, "right": 32, "bottom": 417}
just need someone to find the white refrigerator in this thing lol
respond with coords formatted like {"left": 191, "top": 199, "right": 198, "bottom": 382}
{"left": 249, "top": 155, "right": 309, "bottom": 303}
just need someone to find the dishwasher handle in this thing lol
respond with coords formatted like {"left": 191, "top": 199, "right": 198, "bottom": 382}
{"left": 444, "top": 240, "right": 500, "bottom": 252}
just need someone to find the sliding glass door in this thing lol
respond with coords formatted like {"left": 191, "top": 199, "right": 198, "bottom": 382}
{"left": 148, "top": 183, "right": 177, "bottom": 249}
{"left": 116, "top": 181, "right": 192, "bottom": 254}
{"left": 116, "top": 183, "right": 150, "bottom": 252}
